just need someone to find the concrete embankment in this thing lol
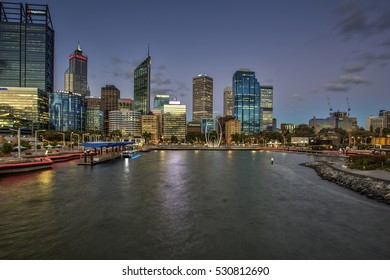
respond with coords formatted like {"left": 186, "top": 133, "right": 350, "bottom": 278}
{"left": 303, "top": 161, "right": 390, "bottom": 205}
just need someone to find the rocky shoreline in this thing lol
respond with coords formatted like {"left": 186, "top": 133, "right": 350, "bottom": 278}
{"left": 302, "top": 161, "right": 390, "bottom": 205}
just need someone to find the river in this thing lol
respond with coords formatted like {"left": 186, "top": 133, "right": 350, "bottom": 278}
{"left": 0, "top": 150, "right": 389, "bottom": 259}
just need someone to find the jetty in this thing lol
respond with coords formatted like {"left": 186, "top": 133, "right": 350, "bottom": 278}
{"left": 78, "top": 141, "right": 134, "bottom": 166}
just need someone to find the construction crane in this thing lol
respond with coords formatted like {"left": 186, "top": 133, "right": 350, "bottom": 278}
{"left": 327, "top": 96, "right": 333, "bottom": 115}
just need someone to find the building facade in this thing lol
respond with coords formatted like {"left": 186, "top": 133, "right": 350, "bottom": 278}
{"left": 233, "top": 69, "right": 260, "bottom": 134}
{"left": 154, "top": 94, "right": 175, "bottom": 110}
{"left": 0, "top": 2, "right": 54, "bottom": 93}
{"left": 192, "top": 74, "right": 213, "bottom": 122}
{"left": 119, "top": 98, "right": 133, "bottom": 111}
{"left": 0, "top": 87, "right": 49, "bottom": 129}
{"left": 260, "top": 85, "right": 273, "bottom": 131}
{"left": 49, "top": 91, "right": 86, "bottom": 132}
{"left": 109, "top": 110, "right": 141, "bottom": 137}
{"left": 141, "top": 113, "right": 160, "bottom": 143}
{"left": 134, "top": 54, "right": 151, "bottom": 114}
{"left": 366, "top": 116, "right": 383, "bottom": 132}
{"left": 225, "top": 119, "right": 241, "bottom": 144}
{"left": 101, "top": 85, "right": 120, "bottom": 136}
{"left": 163, "top": 104, "right": 186, "bottom": 142}
{"left": 64, "top": 43, "right": 90, "bottom": 97}
{"left": 85, "top": 97, "right": 103, "bottom": 133}
{"left": 223, "top": 87, "right": 233, "bottom": 117}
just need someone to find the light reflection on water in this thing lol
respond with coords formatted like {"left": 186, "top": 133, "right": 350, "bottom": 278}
{"left": 0, "top": 151, "right": 389, "bottom": 260}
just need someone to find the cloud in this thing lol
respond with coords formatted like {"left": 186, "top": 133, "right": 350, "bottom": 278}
{"left": 325, "top": 74, "right": 371, "bottom": 92}
{"left": 291, "top": 93, "right": 304, "bottom": 101}
{"left": 336, "top": 10, "right": 368, "bottom": 37}
{"left": 343, "top": 64, "right": 367, "bottom": 73}
{"left": 113, "top": 70, "right": 133, "bottom": 79}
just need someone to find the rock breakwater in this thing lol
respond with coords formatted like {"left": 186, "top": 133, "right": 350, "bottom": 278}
{"left": 303, "top": 161, "right": 390, "bottom": 205}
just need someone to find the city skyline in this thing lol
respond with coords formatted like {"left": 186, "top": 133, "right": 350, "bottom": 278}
{"left": 21, "top": 0, "right": 390, "bottom": 128}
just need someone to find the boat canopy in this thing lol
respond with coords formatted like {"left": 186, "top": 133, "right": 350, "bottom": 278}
{"left": 82, "top": 141, "right": 134, "bottom": 149}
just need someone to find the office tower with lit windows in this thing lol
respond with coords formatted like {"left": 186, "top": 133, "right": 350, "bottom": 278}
{"left": 260, "top": 85, "right": 273, "bottom": 131}
{"left": 134, "top": 53, "right": 151, "bottom": 114}
{"left": 0, "top": 2, "right": 54, "bottom": 93}
{"left": 109, "top": 110, "right": 141, "bottom": 137}
{"left": 223, "top": 87, "right": 233, "bottom": 117}
{"left": 192, "top": 74, "right": 213, "bottom": 122}
{"left": 163, "top": 103, "right": 186, "bottom": 143}
{"left": 101, "top": 85, "right": 120, "bottom": 136}
{"left": 119, "top": 98, "right": 133, "bottom": 111}
{"left": 232, "top": 69, "right": 260, "bottom": 134}
{"left": 154, "top": 94, "right": 176, "bottom": 110}
{"left": 49, "top": 91, "right": 86, "bottom": 132}
{"left": 85, "top": 97, "right": 104, "bottom": 133}
{"left": 64, "top": 43, "right": 90, "bottom": 97}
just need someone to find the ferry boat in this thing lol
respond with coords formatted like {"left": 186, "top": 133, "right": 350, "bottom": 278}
{"left": 0, "top": 157, "right": 53, "bottom": 175}
{"left": 121, "top": 150, "right": 140, "bottom": 159}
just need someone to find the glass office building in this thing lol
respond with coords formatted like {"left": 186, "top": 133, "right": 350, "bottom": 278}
{"left": 0, "top": 87, "right": 49, "bottom": 129}
{"left": 0, "top": 2, "right": 54, "bottom": 93}
{"left": 64, "top": 43, "right": 90, "bottom": 97}
{"left": 192, "top": 74, "right": 213, "bottom": 122}
{"left": 260, "top": 85, "right": 273, "bottom": 131}
{"left": 232, "top": 69, "right": 260, "bottom": 134}
{"left": 49, "top": 91, "right": 86, "bottom": 132}
{"left": 85, "top": 97, "right": 103, "bottom": 133}
{"left": 134, "top": 54, "right": 151, "bottom": 114}
{"left": 154, "top": 94, "right": 175, "bottom": 110}
{"left": 163, "top": 104, "right": 186, "bottom": 142}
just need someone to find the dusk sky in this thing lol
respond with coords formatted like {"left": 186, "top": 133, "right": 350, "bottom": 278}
{"left": 38, "top": 0, "right": 389, "bottom": 127}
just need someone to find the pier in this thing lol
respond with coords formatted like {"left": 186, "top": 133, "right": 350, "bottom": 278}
{"left": 78, "top": 141, "right": 134, "bottom": 165}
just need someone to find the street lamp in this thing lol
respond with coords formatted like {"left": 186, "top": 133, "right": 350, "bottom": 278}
{"left": 9, "top": 128, "right": 21, "bottom": 158}
{"left": 35, "top": 130, "right": 46, "bottom": 151}
{"left": 82, "top": 133, "right": 90, "bottom": 143}
{"left": 71, "top": 132, "right": 80, "bottom": 150}
{"left": 57, "top": 132, "right": 65, "bottom": 150}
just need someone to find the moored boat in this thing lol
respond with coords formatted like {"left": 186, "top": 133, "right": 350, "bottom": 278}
{"left": 0, "top": 157, "right": 53, "bottom": 174}
{"left": 121, "top": 150, "right": 140, "bottom": 159}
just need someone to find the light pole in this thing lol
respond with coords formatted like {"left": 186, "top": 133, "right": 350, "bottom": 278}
{"left": 73, "top": 133, "right": 80, "bottom": 150}
{"left": 57, "top": 132, "right": 65, "bottom": 150}
{"left": 35, "top": 130, "right": 46, "bottom": 151}
{"left": 9, "top": 128, "right": 21, "bottom": 158}
{"left": 82, "top": 133, "right": 90, "bottom": 143}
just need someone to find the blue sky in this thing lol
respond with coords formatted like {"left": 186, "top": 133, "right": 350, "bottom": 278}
{"left": 33, "top": 0, "right": 390, "bottom": 127}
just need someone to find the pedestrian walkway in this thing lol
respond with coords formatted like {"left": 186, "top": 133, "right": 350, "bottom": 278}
{"left": 329, "top": 161, "right": 390, "bottom": 182}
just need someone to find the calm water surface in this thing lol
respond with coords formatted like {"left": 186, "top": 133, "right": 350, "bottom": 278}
{"left": 0, "top": 150, "right": 389, "bottom": 259}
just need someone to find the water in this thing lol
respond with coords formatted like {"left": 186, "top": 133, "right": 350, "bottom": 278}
{"left": 0, "top": 150, "right": 389, "bottom": 260}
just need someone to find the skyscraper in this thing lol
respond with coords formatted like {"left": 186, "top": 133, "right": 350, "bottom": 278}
{"left": 192, "top": 74, "right": 213, "bottom": 122}
{"left": 134, "top": 52, "right": 151, "bottom": 114}
{"left": 260, "top": 85, "right": 273, "bottom": 131}
{"left": 101, "top": 85, "right": 120, "bottom": 136}
{"left": 223, "top": 86, "right": 233, "bottom": 116}
{"left": 232, "top": 69, "right": 260, "bottom": 134}
{"left": 64, "top": 43, "right": 90, "bottom": 97}
{"left": 0, "top": 2, "right": 54, "bottom": 92}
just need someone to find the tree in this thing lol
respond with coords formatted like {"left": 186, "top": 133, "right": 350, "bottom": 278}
{"left": 142, "top": 131, "right": 152, "bottom": 143}
{"left": 231, "top": 133, "right": 241, "bottom": 144}
{"left": 292, "top": 124, "right": 315, "bottom": 137}
{"left": 1, "top": 143, "right": 13, "bottom": 154}
{"left": 170, "top": 135, "right": 178, "bottom": 144}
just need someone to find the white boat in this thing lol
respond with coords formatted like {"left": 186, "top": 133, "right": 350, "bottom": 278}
{"left": 121, "top": 150, "right": 140, "bottom": 159}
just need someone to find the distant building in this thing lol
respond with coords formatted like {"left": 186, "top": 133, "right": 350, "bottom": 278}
{"left": 280, "top": 123, "right": 296, "bottom": 134}
{"left": 163, "top": 104, "right": 186, "bottom": 142}
{"left": 49, "top": 91, "right": 86, "bottom": 132}
{"left": 109, "top": 110, "right": 141, "bottom": 137}
{"left": 0, "top": 2, "right": 54, "bottom": 93}
{"left": 223, "top": 87, "right": 233, "bottom": 117}
{"left": 366, "top": 116, "right": 383, "bottom": 132}
{"left": 151, "top": 109, "right": 163, "bottom": 140}
{"left": 309, "top": 112, "right": 357, "bottom": 132}
{"left": 217, "top": 115, "right": 235, "bottom": 143}
{"left": 154, "top": 94, "right": 176, "bottom": 110}
{"left": 0, "top": 87, "right": 49, "bottom": 130}
{"left": 192, "top": 74, "right": 213, "bottom": 122}
{"left": 187, "top": 121, "right": 202, "bottom": 134}
{"left": 85, "top": 97, "right": 104, "bottom": 133}
{"left": 225, "top": 119, "right": 241, "bottom": 144}
{"left": 64, "top": 43, "right": 90, "bottom": 97}
{"left": 233, "top": 69, "right": 260, "bottom": 134}
{"left": 101, "top": 85, "right": 120, "bottom": 136}
{"left": 260, "top": 85, "right": 273, "bottom": 131}
{"left": 379, "top": 110, "right": 390, "bottom": 129}
{"left": 141, "top": 112, "right": 160, "bottom": 143}
{"left": 134, "top": 53, "right": 151, "bottom": 114}
{"left": 119, "top": 98, "right": 133, "bottom": 111}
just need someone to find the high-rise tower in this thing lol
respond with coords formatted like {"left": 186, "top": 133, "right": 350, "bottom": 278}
{"left": 223, "top": 86, "right": 233, "bottom": 117}
{"left": 101, "top": 85, "right": 120, "bottom": 136}
{"left": 0, "top": 2, "right": 54, "bottom": 92}
{"left": 64, "top": 42, "right": 90, "bottom": 97}
{"left": 233, "top": 69, "right": 260, "bottom": 134}
{"left": 192, "top": 74, "right": 213, "bottom": 122}
{"left": 134, "top": 50, "right": 151, "bottom": 114}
